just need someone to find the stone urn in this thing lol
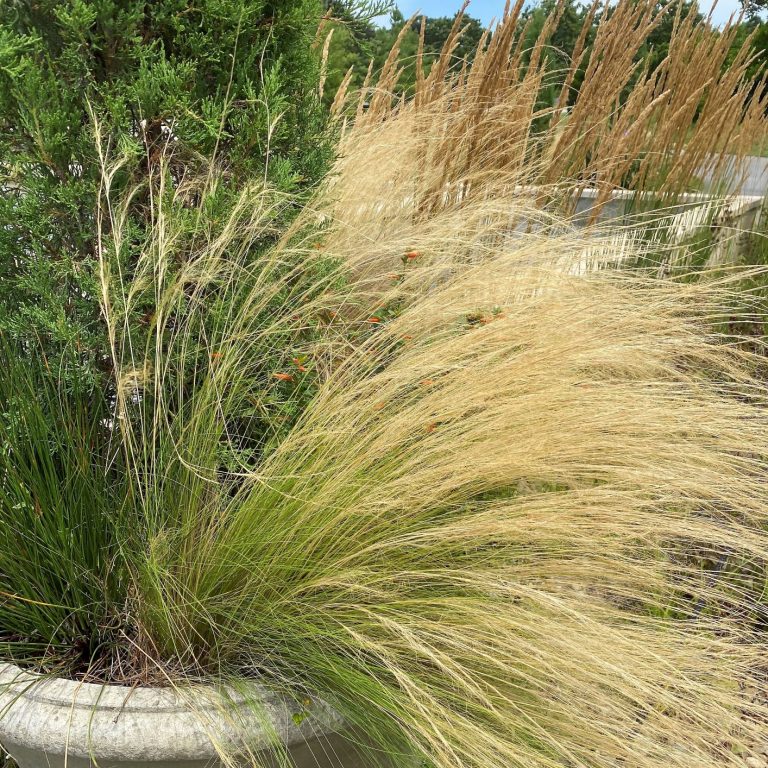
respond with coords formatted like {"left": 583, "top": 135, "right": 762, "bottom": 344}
{"left": 0, "top": 662, "right": 362, "bottom": 768}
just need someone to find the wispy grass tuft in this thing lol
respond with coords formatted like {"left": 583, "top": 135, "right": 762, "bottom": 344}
{"left": 87, "top": 118, "right": 768, "bottom": 766}
{"left": 0, "top": 337, "right": 129, "bottom": 677}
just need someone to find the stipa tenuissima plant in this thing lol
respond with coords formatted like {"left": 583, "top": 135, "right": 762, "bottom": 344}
{"left": 78, "top": 120, "right": 768, "bottom": 768}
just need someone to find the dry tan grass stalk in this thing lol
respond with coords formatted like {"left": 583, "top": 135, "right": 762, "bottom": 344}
{"left": 318, "top": 28, "right": 335, "bottom": 101}
{"left": 331, "top": 0, "right": 767, "bottom": 213}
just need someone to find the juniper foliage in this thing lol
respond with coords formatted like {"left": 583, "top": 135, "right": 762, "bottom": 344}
{"left": 0, "top": 0, "right": 331, "bottom": 387}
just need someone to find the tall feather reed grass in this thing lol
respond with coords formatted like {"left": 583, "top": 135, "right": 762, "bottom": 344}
{"left": 77, "top": 95, "right": 768, "bottom": 767}
{"left": 329, "top": 0, "right": 768, "bottom": 215}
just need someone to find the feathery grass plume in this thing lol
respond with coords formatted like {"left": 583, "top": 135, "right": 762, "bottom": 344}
{"left": 86, "top": 117, "right": 768, "bottom": 766}
{"left": 333, "top": 0, "right": 768, "bottom": 214}
{"left": 132, "top": 243, "right": 768, "bottom": 768}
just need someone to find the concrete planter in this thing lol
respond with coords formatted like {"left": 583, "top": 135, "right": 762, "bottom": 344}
{"left": 0, "top": 662, "right": 362, "bottom": 768}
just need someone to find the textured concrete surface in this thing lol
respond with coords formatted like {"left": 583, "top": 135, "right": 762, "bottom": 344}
{"left": 0, "top": 663, "right": 362, "bottom": 768}
{"left": 737, "top": 155, "right": 768, "bottom": 197}
{"left": 701, "top": 154, "right": 768, "bottom": 196}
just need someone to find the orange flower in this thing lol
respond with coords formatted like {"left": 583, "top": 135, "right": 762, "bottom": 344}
{"left": 292, "top": 358, "right": 307, "bottom": 372}
{"left": 273, "top": 372, "right": 294, "bottom": 382}
{"left": 367, "top": 316, "right": 382, "bottom": 324}
{"left": 425, "top": 422, "right": 437, "bottom": 433}
{"left": 405, "top": 250, "right": 421, "bottom": 260}
{"left": 374, "top": 401, "right": 386, "bottom": 411}
{"left": 420, "top": 379, "right": 435, "bottom": 387}
{"left": 387, "top": 273, "right": 401, "bottom": 280}
{"left": 402, "top": 334, "right": 413, "bottom": 340}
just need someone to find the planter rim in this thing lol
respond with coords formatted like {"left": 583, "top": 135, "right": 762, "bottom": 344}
{"left": 0, "top": 660, "right": 285, "bottom": 712}
{"left": 0, "top": 661, "right": 344, "bottom": 763}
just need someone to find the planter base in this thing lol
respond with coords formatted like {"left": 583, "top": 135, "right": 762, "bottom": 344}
{"left": 3, "top": 732, "right": 364, "bottom": 768}
{"left": 0, "top": 663, "right": 365, "bottom": 768}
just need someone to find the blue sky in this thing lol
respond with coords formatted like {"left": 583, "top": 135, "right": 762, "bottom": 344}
{"left": 388, "top": 0, "right": 744, "bottom": 28}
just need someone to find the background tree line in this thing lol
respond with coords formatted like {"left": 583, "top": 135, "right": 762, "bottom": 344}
{"left": 323, "top": 0, "right": 768, "bottom": 108}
